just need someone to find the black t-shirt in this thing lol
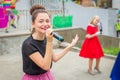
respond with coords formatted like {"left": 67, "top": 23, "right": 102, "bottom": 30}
{"left": 22, "top": 36, "right": 52, "bottom": 75}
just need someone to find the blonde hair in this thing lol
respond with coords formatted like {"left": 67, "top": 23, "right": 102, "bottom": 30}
{"left": 90, "top": 15, "right": 100, "bottom": 24}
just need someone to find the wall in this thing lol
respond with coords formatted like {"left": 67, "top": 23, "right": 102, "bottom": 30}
{"left": 0, "top": 33, "right": 30, "bottom": 55}
{"left": 112, "top": 0, "right": 120, "bottom": 9}
{"left": 65, "top": 2, "right": 118, "bottom": 37}
{"left": 16, "top": 0, "right": 118, "bottom": 37}
{"left": 16, "top": 0, "right": 31, "bottom": 10}
{"left": 0, "top": 28, "right": 120, "bottom": 55}
{"left": 54, "top": 28, "right": 120, "bottom": 48}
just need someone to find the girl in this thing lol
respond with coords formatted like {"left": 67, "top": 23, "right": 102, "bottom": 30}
{"left": 22, "top": 4, "right": 79, "bottom": 80}
{"left": 79, "top": 15, "right": 104, "bottom": 75}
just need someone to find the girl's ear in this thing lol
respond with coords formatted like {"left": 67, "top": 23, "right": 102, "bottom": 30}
{"left": 32, "top": 22, "right": 34, "bottom": 25}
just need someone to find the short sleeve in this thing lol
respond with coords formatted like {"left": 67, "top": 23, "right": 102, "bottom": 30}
{"left": 22, "top": 42, "right": 38, "bottom": 56}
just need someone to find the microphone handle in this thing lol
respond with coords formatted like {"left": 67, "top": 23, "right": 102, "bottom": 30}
{"left": 52, "top": 32, "right": 64, "bottom": 42}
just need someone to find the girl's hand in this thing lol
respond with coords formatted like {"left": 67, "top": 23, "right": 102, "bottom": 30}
{"left": 46, "top": 29, "right": 53, "bottom": 43}
{"left": 86, "top": 31, "right": 100, "bottom": 39}
{"left": 70, "top": 34, "right": 79, "bottom": 47}
{"left": 86, "top": 34, "right": 90, "bottom": 38}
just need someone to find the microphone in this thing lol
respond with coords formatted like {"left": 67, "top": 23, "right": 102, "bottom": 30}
{"left": 98, "top": 22, "right": 102, "bottom": 34}
{"left": 51, "top": 32, "right": 64, "bottom": 42}
{"left": 99, "top": 22, "right": 102, "bottom": 34}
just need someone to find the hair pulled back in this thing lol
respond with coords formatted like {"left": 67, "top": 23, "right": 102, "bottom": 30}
{"left": 30, "top": 4, "right": 45, "bottom": 15}
{"left": 30, "top": 4, "right": 49, "bottom": 34}
{"left": 30, "top": 4, "right": 48, "bottom": 22}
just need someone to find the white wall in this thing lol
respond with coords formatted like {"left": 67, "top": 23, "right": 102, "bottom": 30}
{"left": 112, "top": 0, "right": 120, "bottom": 9}
{"left": 15, "top": 0, "right": 118, "bottom": 37}
{"left": 16, "top": 0, "right": 31, "bottom": 10}
{"left": 65, "top": 2, "right": 118, "bottom": 37}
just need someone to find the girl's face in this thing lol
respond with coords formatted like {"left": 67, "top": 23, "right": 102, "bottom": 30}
{"left": 32, "top": 13, "right": 51, "bottom": 34}
{"left": 93, "top": 17, "right": 100, "bottom": 25}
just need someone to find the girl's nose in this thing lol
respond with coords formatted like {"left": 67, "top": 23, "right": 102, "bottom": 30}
{"left": 43, "top": 21, "right": 47, "bottom": 25}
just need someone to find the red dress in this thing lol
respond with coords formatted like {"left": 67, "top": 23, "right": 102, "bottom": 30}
{"left": 79, "top": 24, "right": 104, "bottom": 58}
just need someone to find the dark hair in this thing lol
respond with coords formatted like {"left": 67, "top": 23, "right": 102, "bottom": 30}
{"left": 30, "top": 4, "right": 48, "bottom": 22}
{"left": 30, "top": 4, "right": 49, "bottom": 34}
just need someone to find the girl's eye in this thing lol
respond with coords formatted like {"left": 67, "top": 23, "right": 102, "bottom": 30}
{"left": 39, "top": 20, "right": 43, "bottom": 23}
{"left": 38, "top": 19, "right": 50, "bottom": 23}
{"left": 46, "top": 20, "right": 50, "bottom": 23}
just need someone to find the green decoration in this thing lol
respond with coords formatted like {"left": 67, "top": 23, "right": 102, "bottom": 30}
{"left": 52, "top": 15, "right": 73, "bottom": 29}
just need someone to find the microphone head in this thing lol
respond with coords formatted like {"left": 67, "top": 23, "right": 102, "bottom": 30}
{"left": 58, "top": 37, "right": 64, "bottom": 42}
{"left": 51, "top": 32, "right": 64, "bottom": 42}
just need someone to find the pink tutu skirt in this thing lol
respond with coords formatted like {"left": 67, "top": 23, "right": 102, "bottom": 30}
{"left": 22, "top": 70, "right": 54, "bottom": 80}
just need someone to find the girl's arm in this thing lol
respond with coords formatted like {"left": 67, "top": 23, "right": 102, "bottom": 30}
{"left": 86, "top": 26, "right": 100, "bottom": 39}
{"left": 29, "top": 29, "right": 53, "bottom": 71}
{"left": 52, "top": 34, "right": 79, "bottom": 62}
{"left": 29, "top": 42, "right": 53, "bottom": 71}
{"left": 86, "top": 31, "right": 100, "bottom": 39}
